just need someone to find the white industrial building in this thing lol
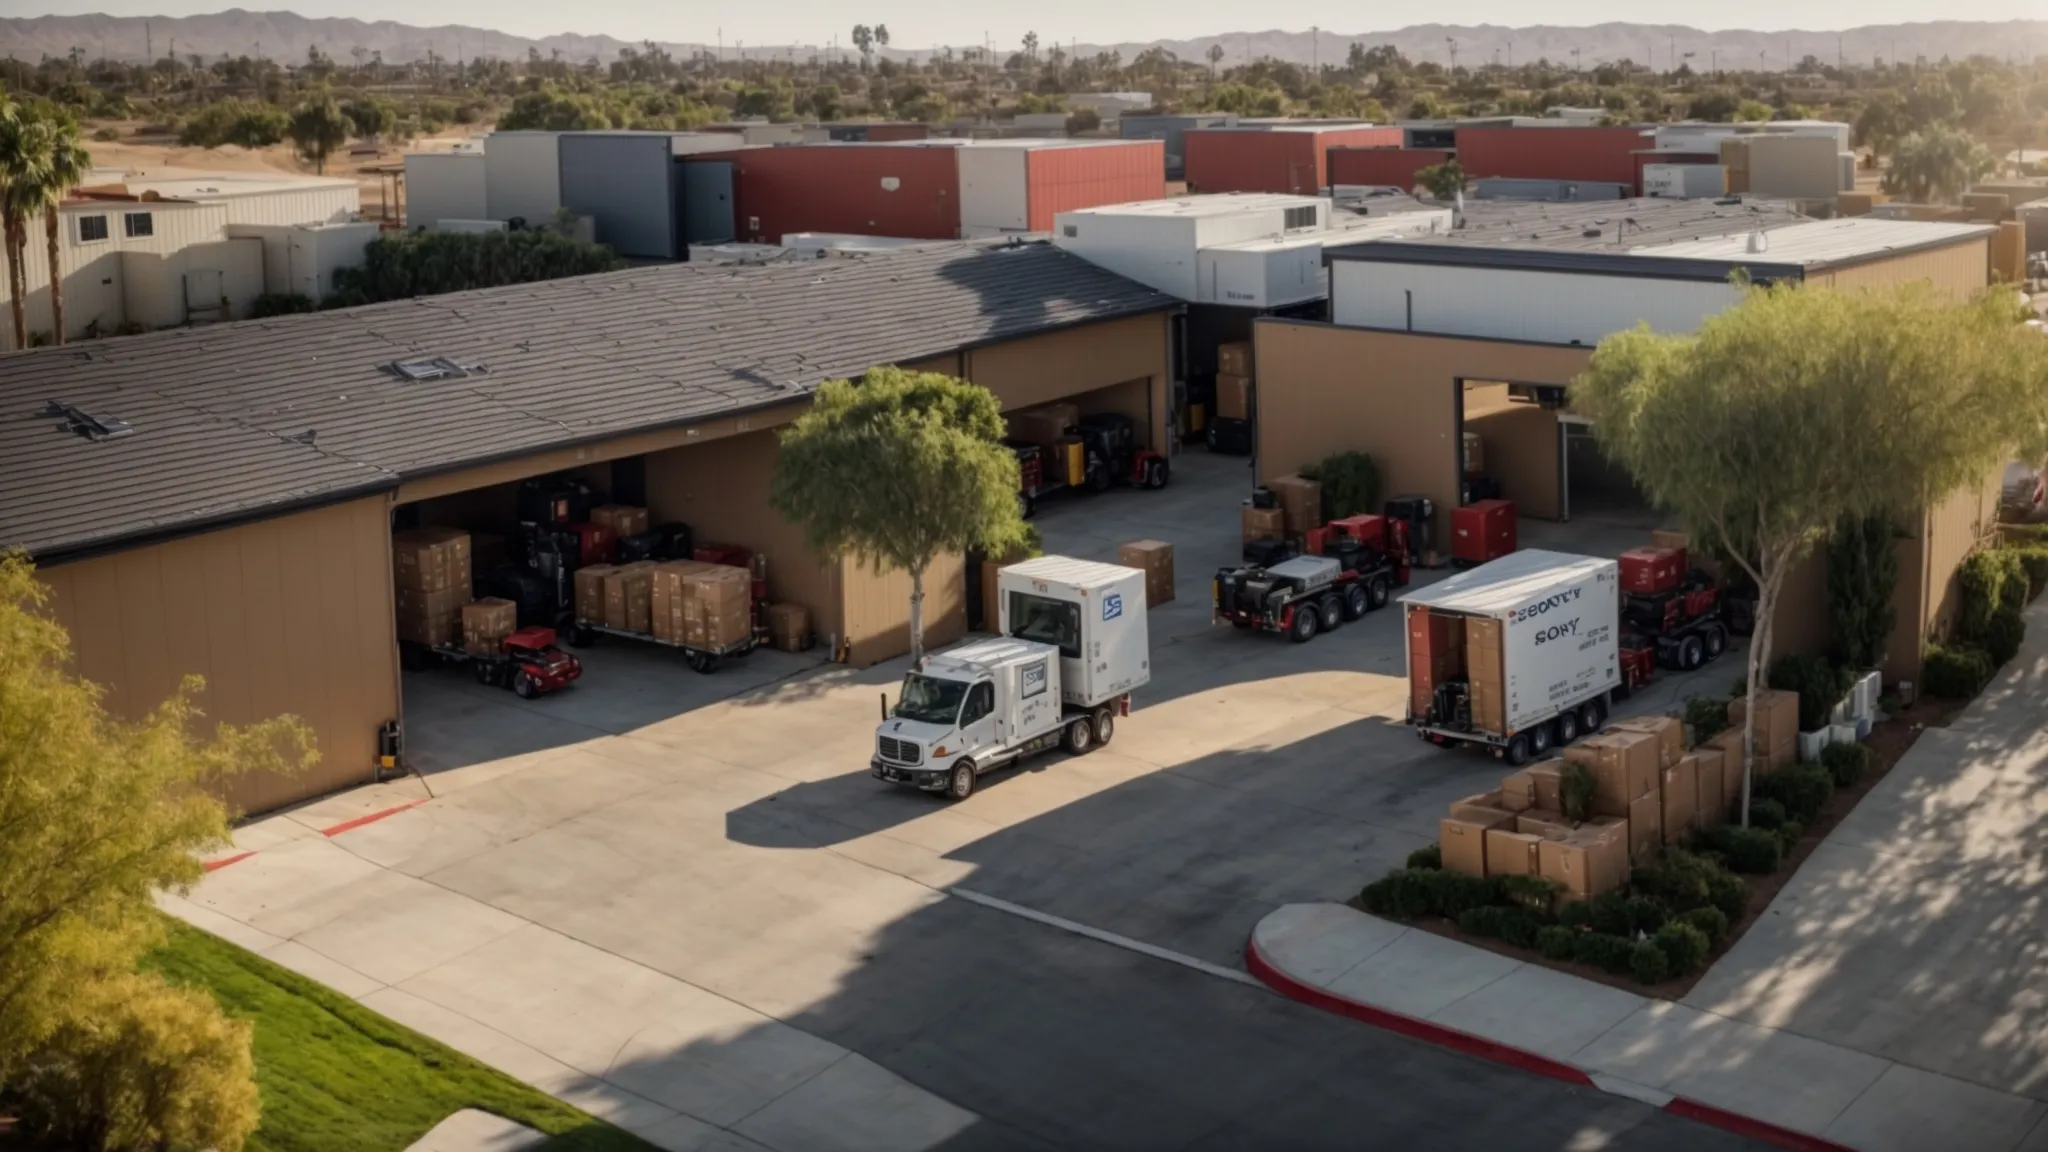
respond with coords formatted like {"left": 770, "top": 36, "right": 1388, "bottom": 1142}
{"left": 0, "top": 170, "right": 369, "bottom": 350}
{"left": 405, "top": 130, "right": 742, "bottom": 234}
{"left": 1054, "top": 193, "right": 1453, "bottom": 309}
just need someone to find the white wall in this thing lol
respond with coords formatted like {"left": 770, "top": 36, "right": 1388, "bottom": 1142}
{"left": 406, "top": 152, "right": 488, "bottom": 228}
{"left": 958, "top": 146, "right": 1029, "bottom": 236}
{"left": 485, "top": 133, "right": 561, "bottom": 224}
{"left": 290, "top": 223, "right": 378, "bottom": 300}
{"left": 1330, "top": 260, "right": 1745, "bottom": 345}
{"left": 211, "top": 185, "right": 359, "bottom": 227}
{"left": 1054, "top": 210, "right": 1201, "bottom": 298}
{"left": 119, "top": 236, "right": 264, "bottom": 328}
{"left": 0, "top": 201, "right": 234, "bottom": 346}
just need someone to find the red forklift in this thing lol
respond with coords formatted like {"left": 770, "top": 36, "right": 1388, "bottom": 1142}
{"left": 1012, "top": 413, "right": 1168, "bottom": 518}
{"left": 402, "top": 626, "right": 584, "bottom": 699}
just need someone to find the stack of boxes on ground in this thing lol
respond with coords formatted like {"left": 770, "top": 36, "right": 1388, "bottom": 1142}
{"left": 569, "top": 503, "right": 763, "bottom": 652}
{"left": 461, "top": 598, "right": 518, "bottom": 655}
{"left": 1241, "top": 474, "right": 1321, "bottom": 562}
{"left": 1118, "top": 540, "right": 1176, "bottom": 606}
{"left": 1210, "top": 340, "right": 1255, "bottom": 455}
{"left": 393, "top": 528, "right": 474, "bottom": 648}
{"left": 1439, "top": 691, "right": 1803, "bottom": 898}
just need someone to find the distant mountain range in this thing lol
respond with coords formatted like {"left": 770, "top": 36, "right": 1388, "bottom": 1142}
{"left": 5, "top": 10, "right": 2045, "bottom": 73}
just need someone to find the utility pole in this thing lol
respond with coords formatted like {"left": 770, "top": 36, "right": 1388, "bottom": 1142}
{"left": 1311, "top": 26, "right": 1318, "bottom": 74}
{"left": 1446, "top": 36, "right": 1457, "bottom": 74}
{"left": 1506, "top": 39, "right": 1513, "bottom": 68}
{"left": 145, "top": 20, "right": 152, "bottom": 64}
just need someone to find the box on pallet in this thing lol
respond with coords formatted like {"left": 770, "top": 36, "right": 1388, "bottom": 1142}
{"left": 1728, "top": 689, "right": 1799, "bottom": 769}
{"left": 574, "top": 563, "right": 614, "bottom": 623}
{"left": 1007, "top": 402, "right": 1080, "bottom": 450}
{"left": 461, "top": 598, "right": 519, "bottom": 655}
{"left": 1606, "top": 715, "right": 1683, "bottom": 770}
{"left": 1118, "top": 540, "right": 1175, "bottom": 607}
{"left": 1441, "top": 815, "right": 1507, "bottom": 877}
{"left": 1265, "top": 476, "right": 1323, "bottom": 537}
{"left": 393, "top": 527, "right": 473, "bottom": 597}
{"left": 1461, "top": 431, "right": 1485, "bottom": 478}
{"left": 1539, "top": 818, "right": 1628, "bottom": 899}
{"left": 395, "top": 585, "right": 468, "bottom": 647}
{"left": 1446, "top": 792, "right": 1509, "bottom": 824}
{"left": 651, "top": 560, "right": 714, "bottom": 641}
{"left": 684, "top": 566, "right": 752, "bottom": 648}
{"left": 1242, "top": 504, "right": 1285, "bottom": 544}
{"left": 1515, "top": 809, "right": 1574, "bottom": 839}
{"left": 1499, "top": 770, "right": 1538, "bottom": 812}
{"left": 603, "top": 562, "right": 655, "bottom": 632}
{"left": 1705, "top": 730, "right": 1749, "bottom": 805}
{"left": 1565, "top": 732, "right": 1659, "bottom": 817}
{"left": 590, "top": 505, "right": 650, "bottom": 538}
{"left": 1217, "top": 340, "right": 1253, "bottom": 377}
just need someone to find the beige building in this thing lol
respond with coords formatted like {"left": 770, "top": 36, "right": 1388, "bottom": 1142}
{"left": 1258, "top": 200, "right": 2001, "bottom": 683}
{"left": 4, "top": 240, "right": 1176, "bottom": 814}
{"left": 0, "top": 170, "right": 367, "bottom": 349}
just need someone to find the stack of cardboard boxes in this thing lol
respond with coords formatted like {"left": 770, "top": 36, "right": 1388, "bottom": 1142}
{"left": 1216, "top": 341, "right": 1254, "bottom": 424}
{"left": 1242, "top": 501, "right": 1284, "bottom": 548}
{"left": 1264, "top": 475, "right": 1323, "bottom": 539}
{"left": 1118, "top": 540, "right": 1175, "bottom": 607}
{"left": 766, "top": 604, "right": 811, "bottom": 652}
{"left": 460, "top": 597, "right": 519, "bottom": 655}
{"left": 604, "top": 562, "right": 657, "bottom": 633}
{"left": 1726, "top": 688, "right": 1800, "bottom": 772}
{"left": 590, "top": 504, "right": 650, "bottom": 538}
{"left": 393, "top": 527, "right": 473, "bottom": 647}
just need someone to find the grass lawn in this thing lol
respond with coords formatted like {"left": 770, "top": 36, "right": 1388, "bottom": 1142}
{"left": 144, "top": 916, "right": 661, "bottom": 1152}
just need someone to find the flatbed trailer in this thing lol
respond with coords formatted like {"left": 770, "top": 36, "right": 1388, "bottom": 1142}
{"left": 565, "top": 617, "right": 758, "bottom": 673}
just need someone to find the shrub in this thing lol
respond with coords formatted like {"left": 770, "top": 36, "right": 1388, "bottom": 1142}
{"left": 1588, "top": 893, "right": 1665, "bottom": 938}
{"left": 91, "top": 124, "right": 120, "bottom": 142}
{"left": 1756, "top": 765, "right": 1833, "bottom": 824}
{"left": 1424, "top": 870, "right": 1501, "bottom": 918}
{"left": 1559, "top": 761, "right": 1597, "bottom": 822}
{"left": 1680, "top": 905, "right": 1730, "bottom": 946}
{"left": 1497, "top": 908, "right": 1545, "bottom": 949}
{"left": 1705, "top": 825, "right": 1784, "bottom": 874}
{"left": 1311, "top": 451, "right": 1380, "bottom": 520}
{"left": 1630, "top": 939, "right": 1671, "bottom": 984}
{"left": 1537, "top": 924, "right": 1579, "bottom": 960}
{"left": 1574, "top": 931, "right": 1638, "bottom": 975}
{"left": 326, "top": 229, "right": 624, "bottom": 308}
{"left": 1923, "top": 642, "right": 1991, "bottom": 699}
{"left": 1499, "top": 874, "right": 1562, "bottom": 913}
{"left": 248, "top": 291, "right": 316, "bottom": 318}
{"left": 1655, "top": 920, "right": 1712, "bottom": 975}
{"left": 1958, "top": 547, "right": 2026, "bottom": 638}
{"left": 1829, "top": 516, "right": 1901, "bottom": 671}
{"left": 1778, "top": 820, "right": 1805, "bottom": 851}
{"left": 2009, "top": 544, "right": 2048, "bottom": 600}
{"left": 1557, "top": 900, "right": 1593, "bottom": 929}
{"left": 1983, "top": 605, "right": 2025, "bottom": 668}
{"left": 1586, "top": 893, "right": 1634, "bottom": 936}
{"left": 1685, "top": 694, "right": 1731, "bottom": 743}
{"left": 1457, "top": 905, "right": 1510, "bottom": 938}
{"left": 1360, "top": 868, "right": 1436, "bottom": 919}
{"left": 1768, "top": 652, "right": 1851, "bottom": 731}
{"left": 1746, "top": 798, "right": 1788, "bottom": 830}
{"left": 1820, "top": 741, "right": 1871, "bottom": 788}
{"left": 1405, "top": 843, "right": 1442, "bottom": 871}
{"left": 1632, "top": 847, "right": 1729, "bottom": 914}
{"left": 1706, "top": 870, "right": 1749, "bottom": 921}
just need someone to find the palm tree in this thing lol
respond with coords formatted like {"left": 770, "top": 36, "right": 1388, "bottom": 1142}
{"left": 0, "top": 96, "right": 42, "bottom": 350}
{"left": 1, "top": 107, "right": 94, "bottom": 348}
{"left": 1883, "top": 123, "right": 1994, "bottom": 204}
{"left": 35, "top": 115, "right": 92, "bottom": 346}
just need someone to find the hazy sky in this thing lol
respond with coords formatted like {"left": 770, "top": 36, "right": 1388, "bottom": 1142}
{"left": 19, "top": 0, "right": 2045, "bottom": 50}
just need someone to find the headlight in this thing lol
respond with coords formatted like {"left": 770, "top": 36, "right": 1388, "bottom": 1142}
{"left": 931, "top": 745, "right": 950, "bottom": 758}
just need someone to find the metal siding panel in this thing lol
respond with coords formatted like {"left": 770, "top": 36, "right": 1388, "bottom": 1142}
{"left": 403, "top": 153, "right": 488, "bottom": 227}
{"left": 1456, "top": 127, "right": 1648, "bottom": 190}
{"left": 1332, "top": 261, "right": 1741, "bottom": 344}
{"left": 1311, "top": 128, "right": 1404, "bottom": 187}
{"left": 728, "top": 144, "right": 961, "bottom": 241}
{"left": 682, "top": 162, "right": 737, "bottom": 244}
{"left": 960, "top": 147, "right": 1029, "bottom": 234}
{"left": 558, "top": 134, "right": 676, "bottom": 259}
{"left": 485, "top": 133, "right": 564, "bottom": 224}
{"left": 1024, "top": 142, "right": 1165, "bottom": 233}
{"left": 1329, "top": 148, "right": 1453, "bottom": 189}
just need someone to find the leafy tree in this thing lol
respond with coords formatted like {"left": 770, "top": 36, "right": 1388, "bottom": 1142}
{"left": 0, "top": 555, "right": 313, "bottom": 1131}
{"left": 287, "top": 94, "right": 351, "bottom": 174}
{"left": 1854, "top": 95, "right": 1902, "bottom": 162}
{"left": 341, "top": 95, "right": 397, "bottom": 140}
{"left": 809, "top": 83, "right": 842, "bottom": 121}
{"left": 1828, "top": 516, "right": 1901, "bottom": 671}
{"left": 852, "top": 24, "right": 875, "bottom": 70}
{"left": 326, "top": 229, "right": 622, "bottom": 307}
{"left": 1573, "top": 283, "right": 2048, "bottom": 826}
{"left": 770, "top": 368, "right": 1028, "bottom": 666}
{"left": 1884, "top": 123, "right": 1994, "bottom": 204}
{"left": 1734, "top": 99, "right": 1773, "bottom": 122}
{"left": 1416, "top": 158, "right": 1468, "bottom": 200}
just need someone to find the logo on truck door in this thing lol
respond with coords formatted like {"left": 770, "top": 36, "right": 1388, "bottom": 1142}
{"left": 1103, "top": 594, "right": 1123, "bottom": 621}
{"left": 1022, "top": 660, "right": 1048, "bottom": 699}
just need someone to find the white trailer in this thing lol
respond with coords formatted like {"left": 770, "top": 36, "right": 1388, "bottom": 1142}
{"left": 1399, "top": 550, "right": 1621, "bottom": 765}
{"left": 872, "top": 556, "right": 1149, "bottom": 799}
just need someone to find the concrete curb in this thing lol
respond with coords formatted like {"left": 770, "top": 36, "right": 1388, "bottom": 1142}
{"left": 1244, "top": 935, "right": 1858, "bottom": 1152}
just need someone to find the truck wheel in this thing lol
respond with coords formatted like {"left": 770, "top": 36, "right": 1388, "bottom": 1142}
{"left": 1143, "top": 459, "right": 1168, "bottom": 489}
{"left": 473, "top": 661, "right": 494, "bottom": 685}
{"left": 1529, "top": 725, "right": 1553, "bottom": 756}
{"left": 1504, "top": 734, "right": 1532, "bottom": 767}
{"left": 1319, "top": 596, "right": 1343, "bottom": 633}
{"left": 1019, "top": 491, "right": 1037, "bottom": 521}
{"left": 1579, "top": 698, "right": 1608, "bottom": 733}
{"left": 1092, "top": 709, "right": 1116, "bottom": 747}
{"left": 1342, "top": 584, "right": 1370, "bottom": 620}
{"left": 1289, "top": 607, "right": 1320, "bottom": 643}
{"left": 1678, "top": 635, "right": 1705, "bottom": 671}
{"left": 1367, "top": 575, "right": 1391, "bottom": 610}
{"left": 685, "top": 650, "right": 718, "bottom": 674}
{"left": 947, "top": 761, "right": 977, "bottom": 801}
{"left": 1064, "top": 716, "right": 1095, "bottom": 755}
{"left": 1554, "top": 711, "right": 1581, "bottom": 746}
{"left": 1703, "top": 624, "right": 1727, "bottom": 659}
{"left": 513, "top": 671, "right": 539, "bottom": 699}
{"left": 566, "top": 622, "right": 593, "bottom": 648}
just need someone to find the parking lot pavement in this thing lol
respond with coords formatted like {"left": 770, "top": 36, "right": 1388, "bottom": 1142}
{"left": 181, "top": 445, "right": 1759, "bottom": 1150}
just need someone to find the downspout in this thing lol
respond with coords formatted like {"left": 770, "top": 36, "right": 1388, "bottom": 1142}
{"left": 1405, "top": 289, "right": 1414, "bottom": 332}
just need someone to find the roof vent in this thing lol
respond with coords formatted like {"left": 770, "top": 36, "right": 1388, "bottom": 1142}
{"left": 381, "top": 357, "right": 484, "bottom": 381}
{"left": 1747, "top": 230, "right": 1769, "bottom": 254}
{"left": 44, "top": 400, "right": 134, "bottom": 442}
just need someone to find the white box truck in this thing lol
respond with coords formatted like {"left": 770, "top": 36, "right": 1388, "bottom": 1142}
{"left": 872, "top": 556, "right": 1149, "bottom": 800}
{"left": 1399, "top": 550, "right": 1621, "bottom": 765}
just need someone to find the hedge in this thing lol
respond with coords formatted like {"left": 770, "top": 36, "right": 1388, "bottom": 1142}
{"left": 1923, "top": 642, "right": 1992, "bottom": 699}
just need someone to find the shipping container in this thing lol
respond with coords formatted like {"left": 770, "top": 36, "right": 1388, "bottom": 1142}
{"left": 1326, "top": 147, "right": 1453, "bottom": 192}
{"left": 1455, "top": 126, "right": 1651, "bottom": 192}
{"left": 403, "top": 151, "right": 486, "bottom": 229}
{"left": 1054, "top": 193, "right": 1328, "bottom": 300}
{"left": 1120, "top": 113, "right": 1237, "bottom": 178}
{"left": 691, "top": 142, "right": 964, "bottom": 243}
{"left": 1196, "top": 235, "right": 1325, "bottom": 308}
{"left": 557, "top": 133, "right": 686, "bottom": 259}
{"left": 1642, "top": 163, "right": 1727, "bottom": 199}
{"left": 483, "top": 131, "right": 561, "bottom": 226}
{"left": 1633, "top": 149, "right": 1720, "bottom": 193}
{"left": 958, "top": 140, "right": 1165, "bottom": 237}
{"left": 1183, "top": 125, "right": 1404, "bottom": 195}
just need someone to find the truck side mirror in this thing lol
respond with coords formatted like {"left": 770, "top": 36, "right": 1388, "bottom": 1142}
{"left": 879, "top": 691, "right": 888, "bottom": 722}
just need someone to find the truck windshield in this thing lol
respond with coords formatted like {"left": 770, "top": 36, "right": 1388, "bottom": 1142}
{"left": 1008, "top": 592, "right": 1080, "bottom": 658}
{"left": 895, "top": 674, "right": 969, "bottom": 725}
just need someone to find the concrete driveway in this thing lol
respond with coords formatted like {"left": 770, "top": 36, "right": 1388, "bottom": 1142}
{"left": 174, "top": 449, "right": 1755, "bottom": 1151}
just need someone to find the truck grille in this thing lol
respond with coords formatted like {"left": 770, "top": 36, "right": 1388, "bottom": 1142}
{"left": 878, "top": 737, "right": 922, "bottom": 765}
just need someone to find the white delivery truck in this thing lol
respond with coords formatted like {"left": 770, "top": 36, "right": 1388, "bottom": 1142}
{"left": 872, "top": 555, "right": 1150, "bottom": 800}
{"left": 1399, "top": 550, "right": 1621, "bottom": 765}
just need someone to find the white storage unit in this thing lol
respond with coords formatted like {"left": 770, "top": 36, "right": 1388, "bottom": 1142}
{"left": 482, "top": 131, "right": 560, "bottom": 226}
{"left": 1055, "top": 194, "right": 1327, "bottom": 299}
{"left": 958, "top": 141, "right": 1035, "bottom": 236}
{"left": 223, "top": 219, "right": 377, "bottom": 301}
{"left": 404, "top": 151, "right": 487, "bottom": 229}
{"left": 1643, "top": 163, "right": 1727, "bottom": 199}
{"left": 997, "top": 556, "right": 1150, "bottom": 708}
{"left": 1198, "top": 236, "right": 1325, "bottom": 308}
{"left": 1329, "top": 258, "right": 1745, "bottom": 343}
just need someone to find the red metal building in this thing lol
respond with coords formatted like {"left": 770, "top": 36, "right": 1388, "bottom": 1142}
{"left": 1184, "top": 125, "right": 1405, "bottom": 195}
{"left": 693, "top": 142, "right": 963, "bottom": 243}
{"left": 957, "top": 140, "right": 1163, "bottom": 234}
{"left": 1327, "top": 147, "right": 1454, "bottom": 191}
{"left": 1454, "top": 126, "right": 1651, "bottom": 192}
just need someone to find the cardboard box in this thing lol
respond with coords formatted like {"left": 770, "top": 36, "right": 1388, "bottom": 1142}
{"left": 392, "top": 527, "right": 473, "bottom": 595}
{"left": 1566, "top": 732, "right": 1660, "bottom": 817}
{"left": 590, "top": 505, "right": 650, "bottom": 538}
{"left": 395, "top": 585, "right": 468, "bottom": 647}
{"left": 650, "top": 561, "right": 711, "bottom": 641}
{"left": 1486, "top": 828, "right": 1544, "bottom": 877}
{"left": 1627, "top": 790, "right": 1662, "bottom": 865}
{"left": 1705, "top": 729, "right": 1753, "bottom": 802}
{"left": 603, "top": 561, "right": 655, "bottom": 632}
{"left": 1461, "top": 431, "right": 1484, "bottom": 477}
{"left": 574, "top": 563, "right": 616, "bottom": 624}
{"left": 1540, "top": 824, "right": 1629, "bottom": 900}
{"left": 1515, "top": 809, "right": 1575, "bottom": 839}
{"left": 1688, "top": 749, "right": 1727, "bottom": 830}
{"left": 1526, "top": 760, "right": 1565, "bottom": 813}
{"left": 766, "top": 603, "right": 810, "bottom": 651}
{"left": 1007, "top": 402, "right": 1081, "bottom": 450}
{"left": 1217, "top": 340, "right": 1253, "bottom": 377}
{"left": 1651, "top": 529, "right": 1690, "bottom": 553}
{"left": 1445, "top": 797, "right": 1516, "bottom": 828}
{"left": 1439, "top": 817, "right": 1492, "bottom": 877}
{"left": 1728, "top": 690, "right": 1800, "bottom": 765}
{"left": 1499, "top": 771, "right": 1537, "bottom": 812}
{"left": 1118, "top": 540, "right": 1175, "bottom": 607}
{"left": 683, "top": 565, "right": 752, "bottom": 648}
{"left": 1660, "top": 757, "right": 1699, "bottom": 844}
{"left": 1242, "top": 504, "right": 1285, "bottom": 544}
{"left": 1216, "top": 372, "right": 1254, "bottom": 421}
{"left": 461, "top": 597, "right": 518, "bottom": 655}
{"left": 1607, "top": 715, "right": 1683, "bottom": 769}
{"left": 1265, "top": 475, "right": 1323, "bottom": 537}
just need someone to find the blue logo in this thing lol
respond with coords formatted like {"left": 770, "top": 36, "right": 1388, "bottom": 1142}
{"left": 1103, "top": 594, "right": 1123, "bottom": 621}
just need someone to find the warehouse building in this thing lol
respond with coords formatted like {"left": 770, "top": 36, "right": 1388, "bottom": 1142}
{"left": 1183, "top": 124, "right": 1404, "bottom": 195}
{"left": 1252, "top": 199, "right": 2001, "bottom": 682}
{"left": 3, "top": 241, "right": 1177, "bottom": 814}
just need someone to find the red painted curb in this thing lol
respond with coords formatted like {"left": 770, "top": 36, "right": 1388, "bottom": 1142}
{"left": 320, "top": 798, "right": 427, "bottom": 838}
{"left": 1244, "top": 937, "right": 1596, "bottom": 1088}
{"left": 1665, "top": 1096, "right": 1859, "bottom": 1152}
{"left": 203, "top": 851, "right": 256, "bottom": 872}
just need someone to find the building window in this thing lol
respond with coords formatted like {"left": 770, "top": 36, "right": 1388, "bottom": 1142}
{"left": 124, "top": 212, "right": 153, "bottom": 238}
{"left": 1283, "top": 206, "right": 1317, "bottom": 230}
{"left": 76, "top": 215, "right": 108, "bottom": 243}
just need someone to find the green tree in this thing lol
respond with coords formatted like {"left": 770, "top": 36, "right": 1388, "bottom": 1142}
{"left": 341, "top": 95, "right": 397, "bottom": 140}
{"left": 288, "top": 94, "right": 351, "bottom": 174}
{"left": 0, "top": 93, "right": 40, "bottom": 349}
{"left": 770, "top": 368, "right": 1028, "bottom": 666}
{"left": 1734, "top": 99, "right": 1773, "bottom": 122}
{"left": 1854, "top": 95, "right": 1902, "bottom": 164}
{"left": 31, "top": 112, "right": 92, "bottom": 347}
{"left": 0, "top": 555, "right": 314, "bottom": 1127}
{"left": 1884, "top": 123, "right": 1994, "bottom": 204}
{"left": 1828, "top": 516, "right": 1900, "bottom": 671}
{"left": 1415, "top": 158, "right": 1468, "bottom": 200}
{"left": 1572, "top": 283, "right": 2048, "bottom": 825}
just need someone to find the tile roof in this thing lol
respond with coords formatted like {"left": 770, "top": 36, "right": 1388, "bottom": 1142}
{"left": 2, "top": 240, "right": 1172, "bottom": 561}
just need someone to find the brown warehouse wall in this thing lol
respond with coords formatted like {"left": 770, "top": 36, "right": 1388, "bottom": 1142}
{"left": 966, "top": 313, "right": 1172, "bottom": 451}
{"left": 1255, "top": 321, "right": 1591, "bottom": 540}
{"left": 841, "top": 553, "right": 967, "bottom": 667}
{"left": 1920, "top": 467, "right": 2004, "bottom": 648}
{"left": 36, "top": 495, "right": 400, "bottom": 815}
{"left": 1462, "top": 383, "right": 1563, "bottom": 520}
{"left": 1811, "top": 239, "right": 1990, "bottom": 299}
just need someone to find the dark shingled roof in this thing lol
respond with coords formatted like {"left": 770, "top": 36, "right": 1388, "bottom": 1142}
{"left": 2, "top": 240, "right": 1173, "bottom": 562}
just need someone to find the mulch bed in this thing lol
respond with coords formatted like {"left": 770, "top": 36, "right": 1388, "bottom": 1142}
{"left": 1352, "top": 694, "right": 1968, "bottom": 1000}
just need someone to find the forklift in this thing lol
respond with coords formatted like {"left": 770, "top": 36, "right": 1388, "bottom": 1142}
{"left": 1012, "top": 413, "right": 1170, "bottom": 518}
